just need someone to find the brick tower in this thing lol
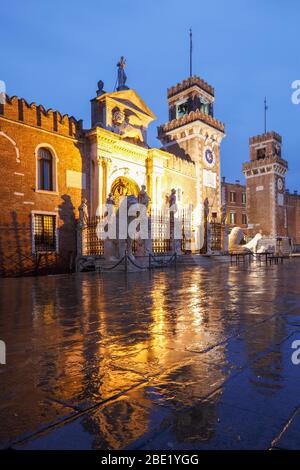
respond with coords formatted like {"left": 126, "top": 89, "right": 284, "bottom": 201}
{"left": 243, "top": 132, "right": 288, "bottom": 237}
{"left": 157, "top": 76, "right": 225, "bottom": 219}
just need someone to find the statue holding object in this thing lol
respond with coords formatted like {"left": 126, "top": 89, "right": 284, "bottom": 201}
{"left": 78, "top": 198, "right": 89, "bottom": 226}
{"left": 117, "top": 56, "right": 128, "bottom": 90}
{"left": 138, "top": 185, "right": 150, "bottom": 209}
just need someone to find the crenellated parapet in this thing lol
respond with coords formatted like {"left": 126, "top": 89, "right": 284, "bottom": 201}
{"left": 249, "top": 131, "right": 282, "bottom": 145}
{"left": 158, "top": 109, "right": 225, "bottom": 141}
{"left": 0, "top": 94, "right": 83, "bottom": 139}
{"left": 167, "top": 76, "right": 214, "bottom": 98}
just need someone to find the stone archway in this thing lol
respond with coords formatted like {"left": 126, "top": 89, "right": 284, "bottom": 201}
{"left": 110, "top": 176, "right": 140, "bottom": 207}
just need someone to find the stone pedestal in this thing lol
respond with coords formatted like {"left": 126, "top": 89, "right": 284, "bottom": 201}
{"left": 222, "top": 225, "right": 229, "bottom": 252}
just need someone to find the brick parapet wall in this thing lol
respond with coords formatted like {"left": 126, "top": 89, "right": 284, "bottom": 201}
{"left": 0, "top": 94, "right": 84, "bottom": 140}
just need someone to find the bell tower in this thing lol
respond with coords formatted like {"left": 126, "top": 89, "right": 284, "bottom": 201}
{"left": 243, "top": 132, "right": 288, "bottom": 237}
{"left": 158, "top": 76, "right": 225, "bottom": 219}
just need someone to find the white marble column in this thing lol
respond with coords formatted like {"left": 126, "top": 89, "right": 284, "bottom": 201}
{"left": 95, "top": 156, "right": 104, "bottom": 214}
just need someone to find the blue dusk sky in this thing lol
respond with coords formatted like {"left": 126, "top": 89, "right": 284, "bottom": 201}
{"left": 1, "top": 0, "right": 299, "bottom": 190}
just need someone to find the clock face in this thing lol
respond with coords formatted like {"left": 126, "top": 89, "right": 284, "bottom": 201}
{"left": 204, "top": 148, "right": 215, "bottom": 167}
{"left": 277, "top": 177, "right": 283, "bottom": 192}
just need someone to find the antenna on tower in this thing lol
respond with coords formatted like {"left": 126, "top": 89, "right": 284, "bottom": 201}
{"left": 264, "top": 96, "right": 268, "bottom": 133}
{"left": 189, "top": 28, "right": 193, "bottom": 77}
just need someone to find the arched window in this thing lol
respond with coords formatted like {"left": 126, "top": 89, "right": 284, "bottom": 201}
{"left": 38, "top": 148, "right": 53, "bottom": 191}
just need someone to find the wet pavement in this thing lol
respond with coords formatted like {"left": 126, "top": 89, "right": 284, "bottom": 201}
{"left": 0, "top": 260, "right": 300, "bottom": 450}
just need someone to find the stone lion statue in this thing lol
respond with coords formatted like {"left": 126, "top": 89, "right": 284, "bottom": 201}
{"left": 229, "top": 228, "right": 265, "bottom": 253}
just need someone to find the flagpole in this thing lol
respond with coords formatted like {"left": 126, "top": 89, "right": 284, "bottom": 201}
{"left": 264, "top": 97, "right": 267, "bottom": 133}
{"left": 189, "top": 28, "right": 193, "bottom": 77}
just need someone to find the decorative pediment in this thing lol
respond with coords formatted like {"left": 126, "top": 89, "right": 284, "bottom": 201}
{"left": 96, "top": 89, "right": 156, "bottom": 143}
{"left": 103, "top": 89, "right": 156, "bottom": 120}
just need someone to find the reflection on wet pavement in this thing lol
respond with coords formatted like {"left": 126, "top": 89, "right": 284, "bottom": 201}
{"left": 1, "top": 261, "right": 300, "bottom": 449}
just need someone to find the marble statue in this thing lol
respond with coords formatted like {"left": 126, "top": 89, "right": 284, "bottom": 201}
{"left": 244, "top": 233, "right": 264, "bottom": 253}
{"left": 78, "top": 198, "right": 89, "bottom": 225}
{"left": 120, "top": 115, "right": 143, "bottom": 141}
{"left": 169, "top": 188, "right": 177, "bottom": 211}
{"left": 117, "top": 56, "right": 127, "bottom": 89}
{"left": 112, "top": 108, "right": 143, "bottom": 142}
{"left": 229, "top": 228, "right": 267, "bottom": 254}
{"left": 112, "top": 109, "right": 125, "bottom": 129}
{"left": 138, "top": 185, "right": 150, "bottom": 208}
{"left": 105, "top": 193, "right": 115, "bottom": 219}
{"left": 228, "top": 227, "right": 246, "bottom": 252}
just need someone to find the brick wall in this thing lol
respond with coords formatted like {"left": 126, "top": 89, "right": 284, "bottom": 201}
{"left": 285, "top": 192, "right": 300, "bottom": 245}
{"left": 221, "top": 180, "right": 247, "bottom": 229}
{"left": 0, "top": 95, "right": 88, "bottom": 276}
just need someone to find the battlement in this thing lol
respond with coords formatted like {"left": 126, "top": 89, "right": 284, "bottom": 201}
{"left": 0, "top": 94, "right": 83, "bottom": 139}
{"left": 249, "top": 131, "right": 282, "bottom": 145}
{"left": 158, "top": 109, "right": 225, "bottom": 138}
{"left": 167, "top": 76, "right": 214, "bottom": 99}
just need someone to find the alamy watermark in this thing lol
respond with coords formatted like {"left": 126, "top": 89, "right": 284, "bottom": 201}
{"left": 291, "top": 340, "right": 300, "bottom": 365}
{"left": 291, "top": 80, "right": 300, "bottom": 104}
{"left": 88, "top": 198, "right": 206, "bottom": 252}
{"left": 0, "top": 340, "right": 6, "bottom": 365}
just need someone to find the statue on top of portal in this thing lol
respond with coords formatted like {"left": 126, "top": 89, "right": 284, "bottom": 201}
{"left": 117, "top": 56, "right": 128, "bottom": 90}
{"left": 138, "top": 185, "right": 150, "bottom": 208}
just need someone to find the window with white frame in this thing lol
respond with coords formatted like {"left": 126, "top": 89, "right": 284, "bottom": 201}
{"left": 230, "top": 212, "right": 237, "bottom": 225}
{"left": 33, "top": 214, "right": 57, "bottom": 252}
{"left": 229, "top": 191, "right": 237, "bottom": 203}
{"left": 37, "top": 147, "right": 54, "bottom": 191}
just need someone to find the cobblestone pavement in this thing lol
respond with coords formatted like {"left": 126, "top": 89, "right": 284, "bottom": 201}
{"left": 1, "top": 260, "right": 300, "bottom": 450}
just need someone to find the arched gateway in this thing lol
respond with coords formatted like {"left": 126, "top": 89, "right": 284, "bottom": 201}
{"left": 110, "top": 176, "right": 140, "bottom": 207}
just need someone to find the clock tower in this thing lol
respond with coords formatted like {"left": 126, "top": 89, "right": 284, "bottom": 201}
{"left": 158, "top": 76, "right": 225, "bottom": 220}
{"left": 243, "top": 131, "right": 288, "bottom": 237}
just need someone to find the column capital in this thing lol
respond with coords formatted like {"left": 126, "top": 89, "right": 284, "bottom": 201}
{"left": 97, "top": 155, "right": 112, "bottom": 165}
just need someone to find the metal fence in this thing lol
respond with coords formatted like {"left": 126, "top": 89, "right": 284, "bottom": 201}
{"left": 83, "top": 216, "right": 104, "bottom": 256}
{"left": 211, "top": 222, "right": 223, "bottom": 251}
{"left": 149, "top": 209, "right": 171, "bottom": 254}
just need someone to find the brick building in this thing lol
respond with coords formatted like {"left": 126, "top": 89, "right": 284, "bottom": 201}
{"left": 222, "top": 131, "right": 300, "bottom": 247}
{"left": 221, "top": 178, "right": 247, "bottom": 229}
{"left": 0, "top": 96, "right": 88, "bottom": 276}
{"left": 0, "top": 67, "right": 228, "bottom": 276}
{"left": 1, "top": 70, "right": 300, "bottom": 277}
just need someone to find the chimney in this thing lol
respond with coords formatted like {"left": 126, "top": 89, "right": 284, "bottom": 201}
{"left": 294, "top": 190, "right": 298, "bottom": 195}
{"left": 222, "top": 176, "right": 226, "bottom": 183}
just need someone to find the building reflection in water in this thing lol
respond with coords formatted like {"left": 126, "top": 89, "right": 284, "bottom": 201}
{"left": 0, "top": 263, "right": 292, "bottom": 448}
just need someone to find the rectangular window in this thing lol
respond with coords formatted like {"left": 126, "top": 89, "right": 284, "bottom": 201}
{"left": 242, "top": 213, "right": 247, "bottom": 225}
{"left": 242, "top": 192, "right": 246, "bottom": 204}
{"left": 229, "top": 191, "right": 236, "bottom": 203}
{"left": 33, "top": 214, "right": 56, "bottom": 252}
{"left": 230, "top": 212, "right": 237, "bottom": 225}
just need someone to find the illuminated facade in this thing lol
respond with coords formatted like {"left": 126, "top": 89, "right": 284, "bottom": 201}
{"left": 88, "top": 84, "right": 198, "bottom": 214}
{"left": 0, "top": 69, "right": 225, "bottom": 275}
